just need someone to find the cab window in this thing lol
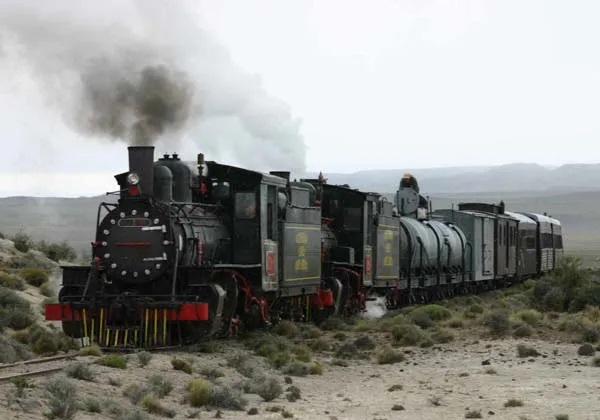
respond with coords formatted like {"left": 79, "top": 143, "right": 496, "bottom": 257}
{"left": 235, "top": 192, "right": 257, "bottom": 220}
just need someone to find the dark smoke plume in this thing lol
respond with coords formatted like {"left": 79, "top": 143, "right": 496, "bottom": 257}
{"left": 77, "top": 63, "right": 194, "bottom": 146}
{"left": 0, "top": 0, "right": 306, "bottom": 172}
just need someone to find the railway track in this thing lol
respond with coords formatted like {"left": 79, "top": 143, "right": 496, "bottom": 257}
{"left": 0, "top": 353, "right": 80, "bottom": 383}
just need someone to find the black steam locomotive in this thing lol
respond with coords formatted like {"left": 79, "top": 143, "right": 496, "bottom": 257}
{"left": 45, "top": 146, "right": 564, "bottom": 349}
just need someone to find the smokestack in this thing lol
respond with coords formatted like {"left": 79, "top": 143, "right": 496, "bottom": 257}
{"left": 128, "top": 146, "right": 155, "bottom": 196}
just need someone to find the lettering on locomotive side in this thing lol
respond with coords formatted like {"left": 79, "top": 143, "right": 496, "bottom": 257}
{"left": 376, "top": 222, "right": 400, "bottom": 281}
{"left": 282, "top": 224, "right": 321, "bottom": 282}
{"left": 383, "top": 229, "right": 394, "bottom": 267}
{"left": 295, "top": 231, "right": 309, "bottom": 272}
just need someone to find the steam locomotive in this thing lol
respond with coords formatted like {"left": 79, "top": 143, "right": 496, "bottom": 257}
{"left": 44, "top": 146, "right": 564, "bottom": 349}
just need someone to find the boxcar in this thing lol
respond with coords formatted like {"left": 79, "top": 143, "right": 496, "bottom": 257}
{"left": 432, "top": 209, "right": 496, "bottom": 285}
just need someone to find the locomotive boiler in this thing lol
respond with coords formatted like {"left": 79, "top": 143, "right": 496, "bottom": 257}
{"left": 45, "top": 147, "right": 238, "bottom": 347}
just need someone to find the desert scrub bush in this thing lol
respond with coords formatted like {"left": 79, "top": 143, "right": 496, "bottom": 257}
{"left": 141, "top": 394, "right": 176, "bottom": 418}
{"left": 35, "top": 240, "right": 77, "bottom": 262}
{"left": 148, "top": 375, "right": 173, "bottom": 398}
{"left": 0, "top": 272, "right": 25, "bottom": 290}
{"left": 555, "top": 415, "right": 569, "bottom": 420}
{"left": 286, "top": 385, "right": 302, "bottom": 402}
{"left": 513, "top": 325, "right": 533, "bottom": 338}
{"left": 1, "top": 306, "right": 36, "bottom": 330}
{"left": 44, "top": 376, "right": 78, "bottom": 419}
{"left": 570, "top": 284, "right": 600, "bottom": 312}
{"left": 515, "top": 309, "right": 543, "bottom": 326}
{"left": 310, "top": 361, "right": 324, "bottom": 375}
{"left": 137, "top": 351, "right": 152, "bottom": 367}
{"left": 319, "top": 317, "right": 348, "bottom": 331}
{"left": 64, "top": 361, "right": 95, "bottom": 381}
{"left": 19, "top": 267, "right": 49, "bottom": 287}
{"left": 591, "top": 356, "right": 600, "bottom": 367}
{"left": 79, "top": 345, "right": 102, "bottom": 356}
{"left": 123, "top": 383, "right": 148, "bottom": 404}
{"left": 391, "top": 323, "right": 425, "bottom": 346}
{"left": 517, "top": 344, "right": 540, "bottom": 358}
{"left": 300, "top": 324, "right": 322, "bottom": 338}
{"left": 121, "top": 408, "right": 150, "bottom": 420}
{"left": 40, "top": 282, "right": 54, "bottom": 297}
{"left": 187, "top": 378, "right": 212, "bottom": 407}
{"left": 257, "top": 376, "right": 283, "bottom": 402}
{"left": 97, "top": 354, "right": 127, "bottom": 369}
{"left": 210, "top": 385, "right": 248, "bottom": 410}
{"left": 199, "top": 366, "right": 225, "bottom": 379}
{"left": 252, "top": 335, "right": 292, "bottom": 368}
{"left": 0, "top": 285, "right": 29, "bottom": 307}
{"left": 408, "top": 304, "right": 452, "bottom": 328}
{"left": 464, "top": 303, "right": 485, "bottom": 319}
{"left": 292, "top": 344, "right": 312, "bottom": 362}
{"left": 82, "top": 397, "right": 103, "bottom": 413}
{"left": 504, "top": 398, "right": 524, "bottom": 407}
{"left": 226, "top": 353, "right": 258, "bottom": 378}
{"left": 310, "top": 337, "right": 332, "bottom": 351}
{"left": 465, "top": 410, "right": 483, "bottom": 418}
{"left": 446, "top": 317, "right": 465, "bottom": 328}
{"left": 273, "top": 320, "right": 299, "bottom": 338}
{"left": 482, "top": 309, "right": 511, "bottom": 336}
{"left": 171, "top": 357, "right": 193, "bottom": 374}
{"left": 0, "top": 335, "right": 33, "bottom": 363}
{"left": 282, "top": 362, "right": 311, "bottom": 377}
{"left": 431, "top": 328, "right": 455, "bottom": 343}
{"left": 14, "top": 324, "right": 78, "bottom": 356}
{"left": 376, "top": 345, "right": 405, "bottom": 364}
{"left": 353, "top": 335, "right": 376, "bottom": 350}
{"left": 10, "top": 231, "right": 34, "bottom": 253}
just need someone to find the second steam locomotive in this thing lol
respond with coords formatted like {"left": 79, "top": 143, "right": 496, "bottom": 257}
{"left": 45, "top": 146, "right": 564, "bottom": 348}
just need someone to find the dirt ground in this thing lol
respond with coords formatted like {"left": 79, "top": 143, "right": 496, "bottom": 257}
{"left": 1, "top": 337, "right": 599, "bottom": 420}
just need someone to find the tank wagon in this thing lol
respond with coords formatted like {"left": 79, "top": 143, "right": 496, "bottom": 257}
{"left": 44, "top": 147, "right": 565, "bottom": 349}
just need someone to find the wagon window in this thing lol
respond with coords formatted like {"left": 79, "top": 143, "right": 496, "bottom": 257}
{"left": 525, "top": 237, "right": 536, "bottom": 249}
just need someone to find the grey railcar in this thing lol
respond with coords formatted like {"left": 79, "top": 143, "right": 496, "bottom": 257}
{"left": 517, "top": 212, "right": 555, "bottom": 273}
{"left": 432, "top": 209, "right": 496, "bottom": 285}
{"left": 504, "top": 211, "right": 537, "bottom": 279}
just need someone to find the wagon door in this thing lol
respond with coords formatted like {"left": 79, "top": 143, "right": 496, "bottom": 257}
{"left": 482, "top": 217, "right": 494, "bottom": 276}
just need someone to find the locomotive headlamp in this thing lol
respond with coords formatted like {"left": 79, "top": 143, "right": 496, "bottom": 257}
{"left": 127, "top": 172, "right": 140, "bottom": 185}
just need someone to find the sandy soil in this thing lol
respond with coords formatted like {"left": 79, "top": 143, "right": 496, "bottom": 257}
{"left": 1, "top": 337, "right": 599, "bottom": 420}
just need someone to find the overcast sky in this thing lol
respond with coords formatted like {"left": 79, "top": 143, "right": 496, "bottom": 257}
{"left": 1, "top": 0, "right": 599, "bottom": 196}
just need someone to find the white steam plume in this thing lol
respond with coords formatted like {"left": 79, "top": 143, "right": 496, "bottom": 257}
{"left": 0, "top": 0, "right": 306, "bottom": 173}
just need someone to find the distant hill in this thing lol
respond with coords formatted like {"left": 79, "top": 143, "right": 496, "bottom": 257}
{"left": 303, "top": 163, "right": 600, "bottom": 194}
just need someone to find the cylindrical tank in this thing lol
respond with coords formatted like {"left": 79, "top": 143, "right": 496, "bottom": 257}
{"left": 399, "top": 217, "right": 440, "bottom": 275}
{"left": 153, "top": 164, "right": 173, "bottom": 202}
{"left": 424, "top": 220, "right": 460, "bottom": 272}
{"left": 156, "top": 154, "right": 192, "bottom": 202}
